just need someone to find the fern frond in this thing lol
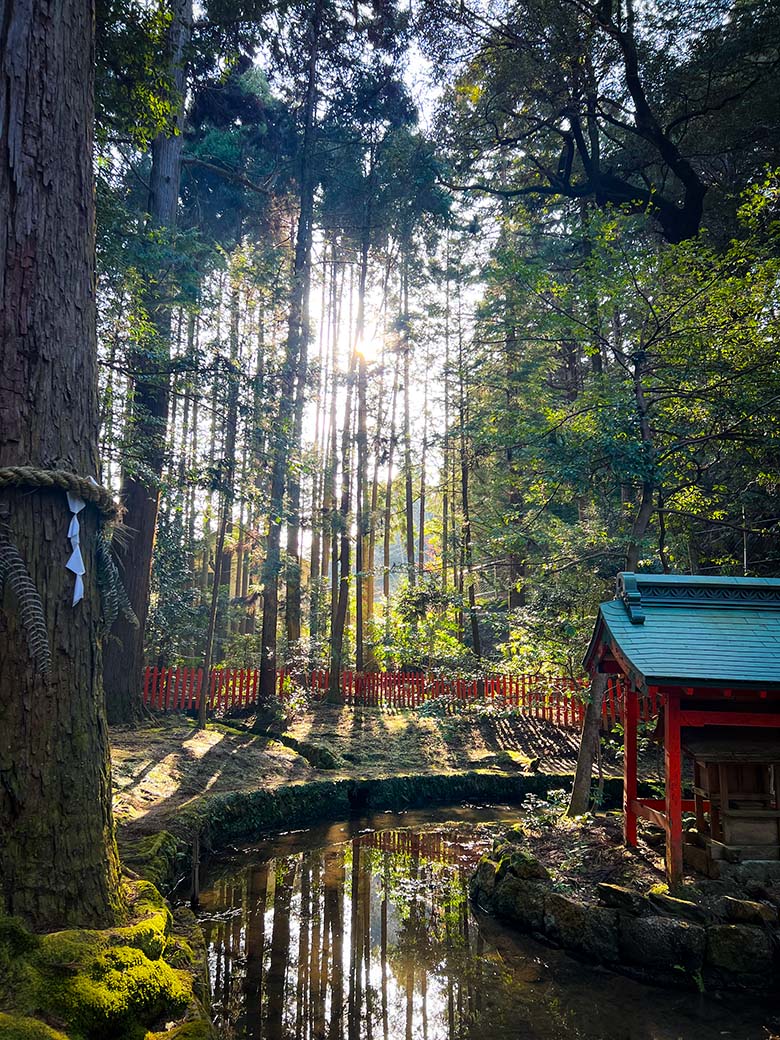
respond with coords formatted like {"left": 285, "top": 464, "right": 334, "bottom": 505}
{"left": 0, "top": 540, "right": 51, "bottom": 674}
{"left": 96, "top": 528, "right": 138, "bottom": 632}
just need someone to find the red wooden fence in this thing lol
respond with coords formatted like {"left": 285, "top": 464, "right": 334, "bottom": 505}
{"left": 602, "top": 676, "right": 663, "bottom": 728}
{"left": 140, "top": 667, "right": 664, "bottom": 729}
{"left": 140, "top": 667, "right": 663, "bottom": 732}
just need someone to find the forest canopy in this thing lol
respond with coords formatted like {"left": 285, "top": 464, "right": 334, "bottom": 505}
{"left": 87, "top": 0, "right": 780, "bottom": 707}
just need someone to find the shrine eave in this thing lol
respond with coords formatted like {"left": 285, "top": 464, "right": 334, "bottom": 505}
{"left": 584, "top": 573, "right": 780, "bottom": 695}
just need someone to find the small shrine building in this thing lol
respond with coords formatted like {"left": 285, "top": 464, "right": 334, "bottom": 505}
{"left": 584, "top": 573, "right": 780, "bottom": 886}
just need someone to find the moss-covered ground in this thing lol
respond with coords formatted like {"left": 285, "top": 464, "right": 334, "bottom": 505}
{"left": 0, "top": 882, "right": 214, "bottom": 1040}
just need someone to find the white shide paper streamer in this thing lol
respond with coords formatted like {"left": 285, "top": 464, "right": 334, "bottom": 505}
{"left": 65, "top": 478, "right": 99, "bottom": 606}
{"left": 66, "top": 492, "right": 86, "bottom": 605}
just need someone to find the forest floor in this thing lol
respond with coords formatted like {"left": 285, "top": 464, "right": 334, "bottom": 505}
{"left": 506, "top": 809, "right": 667, "bottom": 901}
{"left": 111, "top": 705, "right": 595, "bottom": 833}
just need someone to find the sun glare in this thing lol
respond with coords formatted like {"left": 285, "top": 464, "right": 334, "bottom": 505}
{"left": 355, "top": 332, "right": 380, "bottom": 363}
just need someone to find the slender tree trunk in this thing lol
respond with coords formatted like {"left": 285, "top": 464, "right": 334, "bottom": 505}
{"left": 199, "top": 275, "right": 240, "bottom": 726}
{"left": 417, "top": 368, "right": 428, "bottom": 575}
{"left": 457, "top": 300, "right": 480, "bottom": 658}
{"left": 354, "top": 230, "right": 371, "bottom": 671}
{"left": 382, "top": 356, "right": 400, "bottom": 605}
{"left": 103, "top": 0, "right": 192, "bottom": 723}
{"left": 442, "top": 245, "right": 451, "bottom": 589}
{"left": 505, "top": 323, "right": 525, "bottom": 610}
{"left": 308, "top": 256, "right": 330, "bottom": 659}
{"left": 322, "top": 242, "right": 342, "bottom": 615}
{"left": 402, "top": 257, "right": 415, "bottom": 585}
{"left": 284, "top": 0, "right": 322, "bottom": 654}
{"left": 626, "top": 354, "right": 656, "bottom": 570}
{"left": 328, "top": 357, "right": 357, "bottom": 699}
{"left": 365, "top": 336, "right": 386, "bottom": 667}
{"left": 0, "top": 0, "right": 123, "bottom": 927}
{"left": 566, "top": 673, "right": 608, "bottom": 816}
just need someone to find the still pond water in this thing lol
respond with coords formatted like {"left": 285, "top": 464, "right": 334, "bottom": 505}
{"left": 198, "top": 806, "right": 779, "bottom": 1040}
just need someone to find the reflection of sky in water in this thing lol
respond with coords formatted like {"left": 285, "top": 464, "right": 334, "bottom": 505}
{"left": 198, "top": 818, "right": 780, "bottom": 1040}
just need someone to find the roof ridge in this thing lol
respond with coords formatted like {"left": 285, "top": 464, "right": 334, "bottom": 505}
{"left": 617, "top": 572, "right": 780, "bottom": 625}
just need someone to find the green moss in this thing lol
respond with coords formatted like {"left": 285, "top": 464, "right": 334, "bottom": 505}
{"left": 0, "top": 918, "right": 40, "bottom": 958}
{"left": 0, "top": 1012, "right": 70, "bottom": 1040}
{"left": 119, "top": 833, "right": 179, "bottom": 890}
{"left": 108, "top": 883, "right": 171, "bottom": 960}
{"left": 0, "top": 882, "right": 198, "bottom": 1040}
{"left": 40, "top": 943, "right": 188, "bottom": 1036}
{"left": 0, "top": 917, "right": 42, "bottom": 1019}
{"left": 272, "top": 734, "right": 344, "bottom": 770}
{"left": 145, "top": 1019, "right": 216, "bottom": 1040}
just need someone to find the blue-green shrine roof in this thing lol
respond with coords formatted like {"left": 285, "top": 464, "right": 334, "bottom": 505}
{"left": 584, "top": 573, "right": 780, "bottom": 691}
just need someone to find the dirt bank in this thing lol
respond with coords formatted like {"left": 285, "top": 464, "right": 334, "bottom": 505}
{"left": 111, "top": 705, "right": 585, "bottom": 834}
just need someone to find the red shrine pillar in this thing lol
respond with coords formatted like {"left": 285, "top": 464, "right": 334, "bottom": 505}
{"left": 664, "top": 692, "right": 683, "bottom": 886}
{"left": 623, "top": 683, "right": 638, "bottom": 847}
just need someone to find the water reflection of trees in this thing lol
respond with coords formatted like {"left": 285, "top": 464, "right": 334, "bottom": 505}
{"left": 201, "top": 830, "right": 492, "bottom": 1040}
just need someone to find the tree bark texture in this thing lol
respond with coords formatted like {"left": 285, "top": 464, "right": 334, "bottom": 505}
{"left": 0, "top": 0, "right": 123, "bottom": 928}
{"left": 566, "top": 672, "right": 608, "bottom": 816}
{"left": 102, "top": 0, "right": 192, "bottom": 724}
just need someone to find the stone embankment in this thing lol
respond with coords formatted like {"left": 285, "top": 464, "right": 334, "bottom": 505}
{"left": 471, "top": 826, "right": 780, "bottom": 993}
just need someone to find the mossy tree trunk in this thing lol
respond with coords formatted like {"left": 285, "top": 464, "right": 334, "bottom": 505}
{"left": 0, "top": 0, "right": 124, "bottom": 929}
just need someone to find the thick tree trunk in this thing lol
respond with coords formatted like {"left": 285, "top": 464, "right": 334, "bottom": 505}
{"left": 103, "top": 0, "right": 192, "bottom": 724}
{"left": 0, "top": 0, "right": 123, "bottom": 928}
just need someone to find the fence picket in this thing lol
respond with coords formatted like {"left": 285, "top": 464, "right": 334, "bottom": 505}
{"left": 140, "top": 665, "right": 606, "bottom": 731}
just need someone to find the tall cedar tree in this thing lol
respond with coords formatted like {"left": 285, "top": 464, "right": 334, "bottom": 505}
{"left": 103, "top": 0, "right": 192, "bottom": 723}
{"left": 0, "top": 0, "right": 124, "bottom": 927}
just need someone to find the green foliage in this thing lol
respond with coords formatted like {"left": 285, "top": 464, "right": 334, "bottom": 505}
{"left": 96, "top": 0, "right": 176, "bottom": 147}
{"left": 146, "top": 511, "right": 208, "bottom": 667}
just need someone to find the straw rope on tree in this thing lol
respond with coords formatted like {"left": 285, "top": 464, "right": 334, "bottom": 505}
{"left": 0, "top": 466, "right": 121, "bottom": 521}
{"left": 0, "top": 467, "right": 137, "bottom": 672}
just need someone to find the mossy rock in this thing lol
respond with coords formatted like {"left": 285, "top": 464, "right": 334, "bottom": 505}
{"left": 470, "top": 858, "right": 500, "bottom": 900}
{"left": 706, "top": 924, "right": 773, "bottom": 975}
{"left": 544, "top": 892, "right": 586, "bottom": 947}
{"left": 501, "top": 824, "right": 527, "bottom": 845}
{"left": 497, "top": 850, "right": 549, "bottom": 882}
{"left": 581, "top": 906, "right": 620, "bottom": 962}
{"left": 0, "top": 883, "right": 196, "bottom": 1040}
{"left": 493, "top": 876, "right": 545, "bottom": 931}
{"left": 619, "top": 914, "right": 706, "bottom": 973}
{"left": 715, "top": 896, "right": 778, "bottom": 927}
{"left": 39, "top": 941, "right": 189, "bottom": 1036}
{"left": 0, "top": 1012, "right": 70, "bottom": 1040}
